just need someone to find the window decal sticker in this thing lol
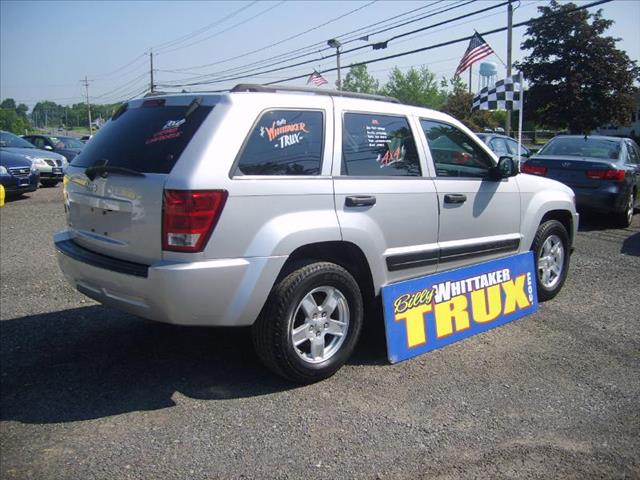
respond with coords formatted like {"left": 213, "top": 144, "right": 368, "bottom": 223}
{"left": 365, "top": 119, "right": 405, "bottom": 168}
{"left": 259, "top": 118, "right": 310, "bottom": 149}
{"left": 145, "top": 119, "right": 186, "bottom": 145}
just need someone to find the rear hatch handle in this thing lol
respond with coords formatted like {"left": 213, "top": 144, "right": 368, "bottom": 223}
{"left": 85, "top": 165, "right": 146, "bottom": 181}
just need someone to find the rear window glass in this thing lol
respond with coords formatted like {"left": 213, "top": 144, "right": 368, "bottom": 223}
{"left": 342, "top": 113, "right": 421, "bottom": 177}
{"left": 538, "top": 137, "right": 621, "bottom": 160}
{"left": 235, "top": 110, "right": 324, "bottom": 176}
{"left": 70, "top": 103, "right": 213, "bottom": 174}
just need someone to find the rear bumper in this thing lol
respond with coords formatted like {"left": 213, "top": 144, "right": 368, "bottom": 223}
{"left": 54, "top": 231, "right": 287, "bottom": 327}
{"left": 573, "top": 184, "right": 626, "bottom": 213}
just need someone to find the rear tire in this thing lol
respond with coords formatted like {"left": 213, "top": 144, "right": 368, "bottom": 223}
{"left": 613, "top": 190, "right": 634, "bottom": 228}
{"left": 531, "top": 220, "right": 570, "bottom": 302}
{"left": 252, "top": 261, "right": 363, "bottom": 384}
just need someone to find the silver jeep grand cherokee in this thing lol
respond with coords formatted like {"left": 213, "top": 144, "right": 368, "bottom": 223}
{"left": 55, "top": 85, "right": 578, "bottom": 383}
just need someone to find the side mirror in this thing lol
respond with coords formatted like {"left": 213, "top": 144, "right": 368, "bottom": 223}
{"left": 490, "top": 156, "right": 518, "bottom": 179}
{"left": 43, "top": 145, "right": 53, "bottom": 151}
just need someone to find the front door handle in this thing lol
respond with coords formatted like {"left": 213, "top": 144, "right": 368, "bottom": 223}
{"left": 345, "top": 195, "right": 376, "bottom": 207}
{"left": 444, "top": 194, "right": 467, "bottom": 204}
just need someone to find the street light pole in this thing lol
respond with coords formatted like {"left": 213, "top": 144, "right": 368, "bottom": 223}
{"left": 327, "top": 38, "right": 342, "bottom": 90}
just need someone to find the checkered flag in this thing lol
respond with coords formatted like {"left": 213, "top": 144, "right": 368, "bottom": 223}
{"left": 472, "top": 73, "right": 522, "bottom": 111}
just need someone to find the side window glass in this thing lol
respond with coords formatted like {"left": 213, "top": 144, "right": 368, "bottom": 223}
{"left": 235, "top": 110, "right": 324, "bottom": 176}
{"left": 32, "top": 138, "right": 44, "bottom": 148}
{"left": 420, "top": 119, "right": 494, "bottom": 178}
{"left": 506, "top": 138, "right": 528, "bottom": 157}
{"left": 490, "top": 138, "right": 510, "bottom": 156}
{"left": 342, "top": 113, "right": 421, "bottom": 177}
{"left": 625, "top": 142, "right": 639, "bottom": 164}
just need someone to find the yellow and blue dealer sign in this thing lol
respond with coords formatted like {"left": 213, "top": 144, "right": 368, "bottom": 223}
{"left": 382, "top": 252, "right": 538, "bottom": 363}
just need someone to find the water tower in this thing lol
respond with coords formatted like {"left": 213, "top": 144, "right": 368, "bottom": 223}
{"left": 478, "top": 62, "right": 498, "bottom": 90}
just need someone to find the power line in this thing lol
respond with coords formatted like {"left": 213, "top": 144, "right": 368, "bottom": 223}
{"left": 158, "top": 0, "right": 464, "bottom": 82}
{"left": 157, "top": 1, "right": 509, "bottom": 89}
{"left": 92, "top": 71, "right": 149, "bottom": 100}
{"left": 153, "top": 1, "right": 257, "bottom": 53}
{"left": 159, "top": 1, "right": 286, "bottom": 54}
{"left": 261, "top": 0, "right": 613, "bottom": 87}
{"left": 160, "top": 0, "right": 381, "bottom": 76}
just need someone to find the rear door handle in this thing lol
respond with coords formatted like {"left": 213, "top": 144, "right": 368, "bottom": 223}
{"left": 444, "top": 194, "right": 467, "bottom": 204}
{"left": 345, "top": 195, "right": 376, "bottom": 207}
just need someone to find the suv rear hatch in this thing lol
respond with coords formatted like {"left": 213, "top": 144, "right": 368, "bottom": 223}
{"left": 64, "top": 95, "right": 217, "bottom": 264}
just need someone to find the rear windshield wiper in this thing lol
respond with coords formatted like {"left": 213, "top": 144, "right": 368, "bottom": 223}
{"left": 184, "top": 96, "right": 203, "bottom": 118}
{"left": 85, "top": 165, "right": 145, "bottom": 181}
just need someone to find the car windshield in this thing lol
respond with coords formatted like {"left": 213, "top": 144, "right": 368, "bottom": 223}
{"left": 539, "top": 137, "right": 621, "bottom": 160}
{"left": 50, "top": 136, "right": 84, "bottom": 149}
{"left": 0, "top": 131, "right": 36, "bottom": 149}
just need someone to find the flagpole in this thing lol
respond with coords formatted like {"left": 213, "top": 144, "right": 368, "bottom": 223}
{"left": 517, "top": 73, "right": 524, "bottom": 169}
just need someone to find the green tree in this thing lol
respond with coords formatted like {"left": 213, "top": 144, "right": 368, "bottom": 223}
{"left": 0, "top": 98, "right": 30, "bottom": 133}
{"left": 381, "top": 66, "right": 446, "bottom": 108}
{"left": 342, "top": 65, "right": 379, "bottom": 94}
{"left": 515, "top": 0, "right": 640, "bottom": 134}
{"left": 0, "top": 108, "right": 28, "bottom": 134}
{"left": 1, "top": 98, "right": 17, "bottom": 109}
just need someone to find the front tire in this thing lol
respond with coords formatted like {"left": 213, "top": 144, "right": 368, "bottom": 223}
{"left": 532, "top": 220, "right": 570, "bottom": 302}
{"left": 252, "top": 262, "right": 363, "bottom": 384}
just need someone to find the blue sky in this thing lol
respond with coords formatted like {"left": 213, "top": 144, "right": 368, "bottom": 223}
{"left": 1, "top": 0, "right": 638, "bottom": 109}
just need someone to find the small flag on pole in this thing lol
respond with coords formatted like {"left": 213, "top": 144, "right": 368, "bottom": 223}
{"left": 455, "top": 32, "right": 494, "bottom": 77}
{"left": 472, "top": 73, "right": 522, "bottom": 111}
{"left": 307, "top": 70, "right": 328, "bottom": 87}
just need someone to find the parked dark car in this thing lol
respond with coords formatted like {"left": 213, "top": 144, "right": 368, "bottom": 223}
{"left": 0, "top": 150, "right": 39, "bottom": 196}
{"left": 475, "top": 133, "right": 532, "bottom": 163}
{"left": 22, "top": 134, "right": 84, "bottom": 162}
{"left": 522, "top": 135, "right": 640, "bottom": 227}
{"left": 1, "top": 130, "right": 67, "bottom": 186}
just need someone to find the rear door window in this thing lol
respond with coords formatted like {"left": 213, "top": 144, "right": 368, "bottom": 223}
{"left": 234, "top": 110, "right": 324, "bottom": 176}
{"left": 341, "top": 113, "right": 421, "bottom": 176}
{"left": 71, "top": 101, "right": 214, "bottom": 174}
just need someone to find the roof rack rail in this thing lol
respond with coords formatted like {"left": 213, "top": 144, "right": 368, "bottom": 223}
{"left": 230, "top": 84, "right": 401, "bottom": 104}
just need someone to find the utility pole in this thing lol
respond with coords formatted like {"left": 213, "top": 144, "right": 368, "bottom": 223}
{"left": 81, "top": 76, "right": 93, "bottom": 135}
{"left": 506, "top": 0, "right": 513, "bottom": 136}
{"left": 149, "top": 50, "right": 155, "bottom": 93}
{"left": 327, "top": 39, "right": 342, "bottom": 90}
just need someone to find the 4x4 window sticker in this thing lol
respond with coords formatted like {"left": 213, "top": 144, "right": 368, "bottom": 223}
{"left": 230, "top": 108, "right": 326, "bottom": 178}
{"left": 340, "top": 111, "right": 422, "bottom": 177}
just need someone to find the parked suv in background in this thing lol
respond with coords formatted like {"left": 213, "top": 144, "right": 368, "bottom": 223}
{"left": 55, "top": 85, "right": 578, "bottom": 383}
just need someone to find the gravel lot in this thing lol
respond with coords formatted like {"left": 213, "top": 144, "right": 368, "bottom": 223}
{"left": 1, "top": 186, "right": 639, "bottom": 479}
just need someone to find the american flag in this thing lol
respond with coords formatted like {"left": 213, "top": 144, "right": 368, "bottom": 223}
{"left": 306, "top": 70, "right": 328, "bottom": 87}
{"left": 455, "top": 32, "right": 494, "bottom": 77}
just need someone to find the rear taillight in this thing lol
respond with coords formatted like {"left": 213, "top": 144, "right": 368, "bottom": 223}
{"left": 162, "top": 190, "right": 228, "bottom": 252}
{"left": 521, "top": 163, "right": 547, "bottom": 176}
{"left": 586, "top": 169, "right": 625, "bottom": 181}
